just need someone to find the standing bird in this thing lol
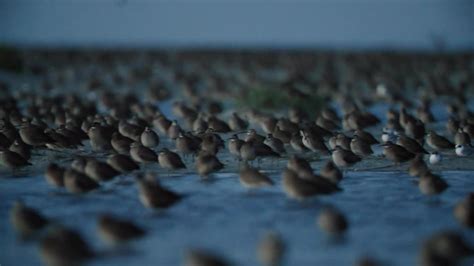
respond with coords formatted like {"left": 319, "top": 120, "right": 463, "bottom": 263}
{"left": 408, "top": 154, "right": 429, "bottom": 177}
{"left": 382, "top": 141, "right": 415, "bottom": 164}
{"left": 44, "top": 163, "right": 65, "bottom": 187}
{"left": 455, "top": 144, "right": 473, "bottom": 157}
{"left": 239, "top": 164, "right": 274, "bottom": 189}
{"left": 106, "top": 154, "right": 139, "bottom": 173}
{"left": 331, "top": 146, "right": 361, "bottom": 167}
{"left": 64, "top": 169, "right": 100, "bottom": 194}
{"left": 317, "top": 207, "right": 348, "bottom": 235}
{"left": 10, "top": 201, "right": 49, "bottom": 238}
{"left": 136, "top": 174, "right": 182, "bottom": 209}
{"left": 282, "top": 168, "right": 340, "bottom": 200}
{"left": 264, "top": 134, "right": 285, "bottom": 154}
{"left": 227, "top": 134, "right": 244, "bottom": 160}
{"left": 19, "top": 124, "right": 53, "bottom": 146}
{"left": 195, "top": 152, "right": 224, "bottom": 177}
{"left": 426, "top": 131, "right": 454, "bottom": 151}
{"left": 97, "top": 214, "right": 145, "bottom": 245}
{"left": 429, "top": 152, "right": 442, "bottom": 165}
{"left": 320, "top": 160, "right": 343, "bottom": 184}
{"left": 396, "top": 134, "right": 428, "bottom": 154}
{"left": 0, "top": 149, "right": 31, "bottom": 168}
{"left": 88, "top": 126, "right": 112, "bottom": 151}
{"left": 140, "top": 127, "right": 160, "bottom": 148}
{"left": 350, "top": 135, "right": 373, "bottom": 157}
{"left": 300, "top": 130, "right": 329, "bottom": 154}
{"left": 228, "top": 112, "right": 248, "bottom": 131}
{"left": 454, "top": 128, "right": 471, "bottom": 146}
{"left": 453, "top": 193, "right": 474, "bottom": 228}
{"left": 418, "top": 171, "right": 448, "bottom": 195}
{"left": 130, "top": 142, "right": 157, "bottom": 163}
{"left": 158, "top": 148, "right": 186, "bottom": 170}
{"left": 84, "top": 159, "right": 119, "bottom": 182}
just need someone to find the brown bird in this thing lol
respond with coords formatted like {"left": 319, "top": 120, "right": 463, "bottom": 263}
{"left": 140, "top": 127, "right": 160, "bottom": 148}
{"left": 40, "top": 226, "right": 94, "bottom": 266}
{"left": 320, "top": 160, "right": 343, "bottom": 184}
{"left": 45, "top": 163, "right": 65, "bottom": 187}
{"left": 184, "top": 249, "right": 230, "bottom": 266}
{"left": 195, "top": 152, "right": 224, "bottom": 177}
{"left": 19, "top": 124, "right": 53, "bottom": 146}
{"left": 282, "top": 168, "right": 340, "bottom": 200}
{"left": 419, "top": 230, "right": 473, "bottom": 266}
{"left": 331, "top": 146, "right": 361, "bottom": 167}
{"left": 418, "top": 171, "right": 448, "bottom": 195}
{"left": 97, "top": 214, "right": 145, "bottom": 245}
{"left": 84, "top": 159, "right": 119, "bottom": 182}
{"left": 64, "top": 169, "right": 100, "bottom": 194}
{"left": 227, "top": 134, "right": 244, "bottom": 160}
{"left": 158, "top": 148, "right": 186, "bottom": 170}
{"left": 239, "top": 164, "right": 274, "bottom": 189}
{"left": 317, "top": 207, "right": 348, "bottom": 235}
{"left": 287, "top": 155, "right": 314, "bottom": 180}
{"left": 176, "top": 133, "right": 200, "bottom": 157}
{"left": 453, "top": 192, "right": 474, "bottom": 228}
{"left": 382, "top": 141, "right": 415, "bottom": 164}
{"left": 10, "top": 201, "right": 49, "bottom": 238}
{"left": 257, "top": 231, "right": 286, "bottom": 266}
{"left": 130, "top": 142, "right": 157, "bottom": 163}
{"left": 301, "top": 130, "right": 329, "bottom": 154}
{"left": 228, "top": 112, "right": 248, "bottom": 131}
{"left": 106, "top": 154, "right": 139, "bottom": 173}
{"left": 454, "top": 127, "right": 471, "bottom": 146}
{"left": 354, "top": 129, "right": 379, "bottom": 145}
{"left": 9, "top": 140, "right": 31, "bottom": 160}
{"left": 0, "top": 149, "right": 31, "bottom": 168}
{"left": 396, "top": 134, "right": 428, "bottom": 154}
{"left": 426, "top": 130, "right": 454, "bottom": 150}
{"left": 88, "top": 125, "right": 112, "bottom": 151}
{"left": 136, "top": 174, "right": 183, "bottom": 209}
{"left": 350, "top": 135, "right": 373, "bottom": 157}
{"left": 240, "top": 141, "right": 257, "bottom": 162}
{"left": 111, "top": 132, "right": 133, "bottom": 154}
{"left": 264, "top": 134, "right": 285, "bottom": 154}
{"left": 408, "top": 154, "right": 429, "bottom": 177}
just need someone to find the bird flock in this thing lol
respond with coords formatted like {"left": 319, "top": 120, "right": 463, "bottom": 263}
{"left": 1, "top": 50, "right": 474, "bottom": 266}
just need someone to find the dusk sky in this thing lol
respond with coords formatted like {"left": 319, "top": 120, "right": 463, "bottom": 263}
{"left": 1, "top": 0, "right": 473, "bottom": 50}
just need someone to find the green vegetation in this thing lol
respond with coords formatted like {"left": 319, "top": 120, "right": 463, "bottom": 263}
{"left": 237, "top": 86, "right": 324, "bottom": 116}
{"left": 0, "top": 45, "right": 23, "bottom": 73}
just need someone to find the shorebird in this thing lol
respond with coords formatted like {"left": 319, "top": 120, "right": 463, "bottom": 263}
{"left": 454, "top": 193, "right": 474, "bottom": 228}
{"left": 239, "top": 164, "right": 274, "bottom": 189}
{"left": 273, "top": 125, "right": 291, "bottom": 144}
{"left": 195, "top": 152, "right": 224, "bottom": 177}
{"left": 10, "top": 201, "right": 49, "bottom": 238}
{"left": 396, "top": 134, "right": 428, "bottom": 154}
{"left": 140, "top": 127, "right": 160, "bottom": 148}
{"left": 184, "top": 249, "right": 230, "bottom": 266}
{"left": 111, "top": 132, "right": 133, "bottom": 154}
{"left": 45, "top": 163, "right": 65, "bottom": 187}
{"left": 331, "top": 146, "right": 361, "bottom": 167}
{"left": 118, "top": 120, "right": 143, "bottom": 141}
{"left": 317, "top": 207, "right": 348, "bottom": 235}
{"left": 40, "top": 226, "right": 94, "bottom": 266}
{"left": 320, "top": 160, "right": 343, "bottom": 184}
{"left": 240, "top": 141, "right": 257, "bottom": 162}
{"left": 245, "top": 129, "right": 265, "bottom": 143}
{"left": 257, "top": 231, "right": 285, "bottom": 266}
{"left": 0, "top": 149, "right": 31, "bottom": 168}
{"left": 228, "top": 112, "right": 248, "bottom": 131}
{"left": 106, "top": 154, "right": 139, "bottom": 173}
{"left": 419, "top": 231, "right": 473, "bottom": 266}
{"left": 136, "top": 174, "right": 182, "bottom": 209}
{"left": 290, "top": 133, "right": 308, "bottom": 152}
{"left": 455, "top": 144, "right": 473, "bottom": 157}
{"left": 354, "top": 129, "right": 379, "bottom": 145}
{"left": 300, "top": 130, "right": 329, "bottom": 154}
{"left": 350, "top": 135, "right": 373, "bottom": 157}
{"left": 418, "top": 171, "right": 448, "bottom": 195}
{"left": 167, "top": 120, "right": 182, "bottom": 140}
{"left": 64, "top": 169, "right": 100, "bottom": 194}
{"left": 19, "top": 124, "right": 53, "bottom": 146}
{"left": 152, "top": 114, "right": 172, "bottom": 135}
{"left": 382, "top": 141, "right": 415, "bottom": 164}
{"left": 428, "top": 152, "right": 441, "bottom": 165}
{"left": 287, "top": 155, "right": 313, "bottom": 180}
{"left": 176, "top": 133, "right": 200, "bottom": 157}
{"left": 264, "top": 134, "right": 285, "bottom": 154}
{"left": 9, "top": 140, "right": 31, "bottom": 160}
{"left": 282, "top": 168, "right": 340, "bottom": 200}
{"left": 227, "top": 134, "right": 244, "bottom": 160}
{"left": 88, "top": 126, "right": 112, "bottom": 151}
{"left": 97, "top": 214, "right": 145, "bottom": 245}
{"left": 408, "top": 154, "right": 429, "bottom": 177}
{"left": 84, "top": 159, "right": 119, "bottom": 182}
{"left": 130, "top": 142, "right": 157, "bottom": 163}
{"left": 158, "top": 148, "right": 186, "bottom": 170}
{"left": 426, "top": 131, "right": 454, "bottom": 151}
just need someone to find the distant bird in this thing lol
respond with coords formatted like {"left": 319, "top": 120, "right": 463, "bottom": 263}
{"left": 257, "top": 231, "right": 286, "bottom": 266}
{"left": 418, "top": 172, "right": 448, "bottom": 195}
{"left": 453, "top": 192, "right": 474, "bottom": 228}
{"left": 140, "top": 127, "right": 160, "bottom": 148}
{"left": 9, "top": 140, "right": 31, "bottom": 160}
{"left": 354, "top": 129, "right": 379, "bottom": 145}
{"left": 282, "top": 168, "right": 340, "bottom": 200}
{"left": 317, "top": 207, "right": 348, "bottom": 235}
{"left": 10, "top": 201, "right": 49, "bottom": 238}
{"left": 111, "top": 132, "right": 133, "bottom": 154}
{"left": 88, "top": 126, "right": 112, "bottom": 151}
{"left": 136, "top": 174, "right": 182, "bottom": 209}
{"left": 40, "top": 226, "right": 94, "bottom": 266}
{"left": 382, "top": 141, "right": 415, "bottom": 164}
{"left": 239, "top": 164, "right": 274, "bottom": 189}
{"left": 158, "top": 148, "right": 186, "bottom": 170}
{"left": 176, "top": 133, "right": 199, "bottom": 157}
{"left": 97, "top": 214, "right": 145, "bottom": 245}
{"left": 45, "top": 163, "right": 65, "bottom": 187}
{"left": 331, "top": 146, "right": 361, "bottom": 167}
{"left": 426, "top": 131, "right": 454, "bottom": 150}
{"left": 428, "top": 152, "right": 441, "bottom": 165}
{"left": 287, "top": 155, "right": 313, "bottom": 180}
{"left": 454, "top": 128, "right": 471, "bottom": 146}
{"left": 240, "top": 141, "right": 257, "bottom": 162}
{"left": 0, "top": 149, "right": 31, "bottom": 168}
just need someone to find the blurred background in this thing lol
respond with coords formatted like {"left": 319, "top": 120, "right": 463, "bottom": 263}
{"left": 1, "top": 0, "right": 473, "bottom": 50}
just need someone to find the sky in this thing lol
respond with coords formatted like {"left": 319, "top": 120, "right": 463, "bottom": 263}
{"left": 0, "top": 0, "right": 473, "bottom": 50}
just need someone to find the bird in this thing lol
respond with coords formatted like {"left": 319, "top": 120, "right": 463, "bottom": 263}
{"left": 158, "top": 148, "right": 186, "bottom": 170}
{"left": 84, "top": 159, "right": 119, "bottom": 182}
{"left": 88, "top": 125, "right": 112, "bottom": 151}
{"left": 176, "top": 133, "right": 200, "bottom": 157}
{"left": 111, "top": 132, "right": 133, "bottom": 154}
{"left": 44, "top": 163, "right": 65, "bottom": 187}
{"left": 418, "top": 171, "right": 448, "bottom": 195}
{"left": 455, "top": 144, "right": 473, "bottom": 157}
{"left": 39, "top": 226, "right": 94, "bottom": 266}
{"left": 227, "top": 134, "right": 244, "bottom": 160}
{"left": 130, "top": 142, "right": 157, "bottom": 163}
{"left": 331, "top": 146, "right": 361, "bottom": 167}
{"left": 0, "top": 149, "right": 31, "bottom": 168}
{"left": 97, "top": 214, "right": 146, "bottom": 245}
{"left": 9, "top": 139, "right": 31, "bottom": 160}
{"left": 195, "top": 152, "right": 224, "bottom": 177}
{"left": 354, "top": 129, "right": 379, "bottom": 145}
{"left": 64, "top": 169, "right": 100, "bottom": 194}
{"left": 19, "top": 124, "right": 53, "bottom": 146}
{"left": 136, "top": 174, "right": 183, "bottom": 209}
{"left": 454, "top": 128, "right": 471, "bottom": 146}
{"left": 382, "top": 141, "right": 415, "bottom": 164}
{"left": 300, "top": 130, "right": 329, "bottom": 154}
{"left": 350, "top": 135, "right": 373, "bottom": 157}
{"left": 10, "top": 201, "right": 49, "bottom": 238}
{"left": 240, "top": 141, "right": 257, "bottom": 162}
{"left": 317, "top": 207, "right": 348, "bottom": 235}
{"left": 419, "top": 230, "right": 473, "bottom": 266}
{"left": 184, "top": 249, "right": 230, "bottom": 266}
{"left": 282, "top": 168, "right": 340, "bottom": 200}
{"left": 408, "top": 154, "right": 429, "bottom": 177}
{"left": 264, "top": 134, "right": 285, "bottom": 154}
{"left": 426, "top": 131, "right": 454, "bottom": 151}
{"left": 428, "top": 152, "right": 441, "bottom": 165}
{"left": 320, "top": 160, "right": 343, "bottom": 184}
{"left": 286, "top": 155, "right": 313, "bottom": 180}
{"left": 239, "top": 164, "right": 274, "bottom": 189}
{"left": 106, "top": 154, "right": 139, "bottom": 173}
{"left": 453, "top": 192, "right": 474, "bottom": 228}
{"left": 140, "top": 127, "right": 160, "bottom": 148}
{"left": 396, "top": 134, "right": 428, "bottom": 154}
{"left": 228, "top": 112, "right": 248, "bottom": 131}
{"left": 257, "top": 231, "right": 286, "bottom": 266}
